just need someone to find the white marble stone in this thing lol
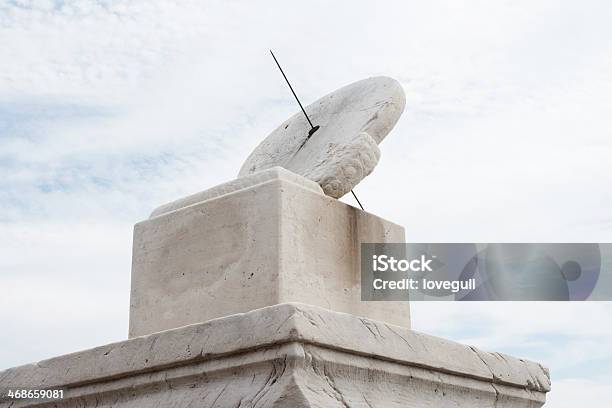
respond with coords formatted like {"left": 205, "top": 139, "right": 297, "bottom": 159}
{"left": 0, "top": 73, "right": 554, "bottom": 407}
{"left": 150, "top": 167, "right": 323, "bottom": 218}
{"left": 130, "top": 167, "right": 409, "bottom": 338}
{"left": 0, "top": 303, "right": 550, "bottom": 408}
{"left": 239, "top": 76, "right": 406, "bottom": 198}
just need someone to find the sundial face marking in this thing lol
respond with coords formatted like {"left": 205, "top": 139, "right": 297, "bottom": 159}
{"left": 268, "top": 50, "right": 363, "bottom": 209}
{"left": 240, "top": 53, "right": 406, "bottom": 205}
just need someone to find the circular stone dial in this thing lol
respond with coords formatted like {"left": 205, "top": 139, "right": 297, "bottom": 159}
{"left": 238, "top": 76, "right": 406, "bottom": 198}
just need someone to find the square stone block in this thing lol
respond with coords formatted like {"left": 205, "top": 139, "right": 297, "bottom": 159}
{"left": 129, "top": 167, "right": 409, "bottom": 337}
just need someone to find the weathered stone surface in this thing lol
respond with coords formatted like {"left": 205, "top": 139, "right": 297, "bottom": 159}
{"left": 150, "top": 167, "right": 323, "bottom": 218}
{"left": 239, "top": 76, "right": 405, "bottom": 198}
{"left": 0, "top": 303, "right": 550, "bottom": 407}
{"left": 130, "top": 168, "right": 409, "bottom": 338}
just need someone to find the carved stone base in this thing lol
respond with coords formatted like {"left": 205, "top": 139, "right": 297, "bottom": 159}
{"left": 0, "top": 303, "right": 549, "bottom": 407}
{"left": 130, "top": 167, "right": 408, "bottom": 338}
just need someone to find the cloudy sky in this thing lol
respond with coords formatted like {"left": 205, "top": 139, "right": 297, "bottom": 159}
{"left": 1, "top": 0, "right": 611, "bottom": 406}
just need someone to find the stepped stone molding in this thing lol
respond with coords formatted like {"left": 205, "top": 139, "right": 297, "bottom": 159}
{"left": 0, "top": 303, "right": 550, "bottom": 407}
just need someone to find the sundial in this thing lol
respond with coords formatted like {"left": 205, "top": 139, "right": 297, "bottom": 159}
{"left": 151, "top": 54, "right": 406, "bottom": 218}
{"left": 239, "top": 51, "right": 406, "bottom": 204}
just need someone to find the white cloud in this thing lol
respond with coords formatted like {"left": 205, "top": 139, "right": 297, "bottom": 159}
{"left": 1, "top": 2, "right": 611, "bottom": 404}
{"left": 0, "top": 221, "right": 131, "bottom": 365}
{"left": 545, "top": 378, "right": 612, "bottom": 408}
{"left": 411, "top": 302, "right": 612, "bottom": 378}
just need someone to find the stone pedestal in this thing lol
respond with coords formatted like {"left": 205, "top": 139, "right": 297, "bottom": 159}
{"left": 0, "top": 304, "right": 549, "bottom": 407}
{"left": 0, "top": 167, "right": 550, "bottom": 407}
{"left": 130, "top": 167, "right": 409, "bottom": 338}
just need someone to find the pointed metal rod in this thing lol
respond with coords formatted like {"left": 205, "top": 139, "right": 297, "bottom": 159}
{"left": 269, "top": 49, "right": 364, "bottom": 211}
{"left": 270, "top": 49, "right": 315, "bottom": 130}
{"left": 351, "top": 190, "right": 365, "bottom": 211}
